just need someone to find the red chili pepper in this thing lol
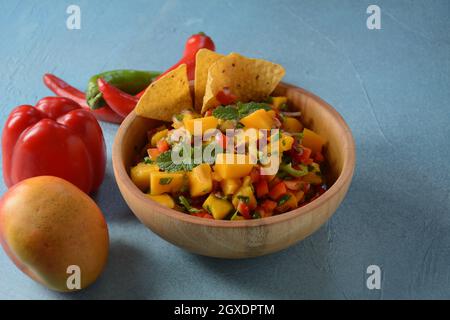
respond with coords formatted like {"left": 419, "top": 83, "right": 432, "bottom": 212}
{"left": 237, "top": 202, "right": 251, "bottom": 219}
{"left": 216, "top": 88, "right": 238, "bottom": 105}
{"left": 2, "top": 97, "right": 106, "bottom": 193}
{"left": 97, "top": 78, "right": 138, "bottom": 118}
{"left": 43, "top": 74, "right": 124, "bottom": 124}
{"left": 136, "top": 32, "right": 215, "bottom": 98}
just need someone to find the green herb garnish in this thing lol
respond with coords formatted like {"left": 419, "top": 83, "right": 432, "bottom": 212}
{"left": 212, "top": 102, "right": 271, "bottom": 121}
{"left": 159, "top": 177, "right": 173, "bottom": 185}
{"left": 278, "top": 194, "right": 291, "bottom": 206}
{"left": 237, "top": 195, "right": 250, "bottom": 204}
{"left": 144, "top": 156, "right": 153, "bottom": 164}
{"left": 178, "top": 196, "right": 202, "bottom": 213}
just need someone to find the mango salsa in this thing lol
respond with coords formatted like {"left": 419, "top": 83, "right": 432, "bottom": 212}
{"left": 214, "top": 153, "right": 254, "bottom": 179}
{"left": 240, "top": 109, "right": 274, "bottom": 130}
{"left": 220, "top": 178, "right": 241, "bottom": 195}
{"left": 188, "top": 163, "right": 212, "bottom": 197}
{"left": 282, "top": 117, "right": 303, "bottom": 133}
{"left": 150, "top": 172, "right": 185, "bottom": 195}
{"left": 150, "top": 129, "right": 168, "bottom": 146}
{"left": 271, "top": 96, "right": 287, "bottom": 110}
{"left": 202, "top": 194, "right": 234, "bottom": 220}
{"left": 130, "top": 162, "right": 160, "bottom": 191}
{"left": 232, "top": 185, "right": 257, "bottom": 210}
{"left": 302, "top": 128, "right": 326, "bottom": 154}
{"left": 147, "top": 193, "right": 175, "bottom": 208}
{"left": 184, "top": 116, "right": 218, "bottom": 135}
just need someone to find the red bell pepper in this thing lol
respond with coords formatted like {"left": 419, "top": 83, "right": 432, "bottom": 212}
{"left": 237, "top": 201, "right": 251, "bottom": 220}
{"left": 215, "top": 88, "right": 238, "bottom": 106}
{"left": 2, "top": 97, "right": 106, "bottom": 194}
{"left": 43, "top": 74, "right": 124, "bottom": 124}
{"left": 268, "top": 182, "right": 287, "bottom": 200}
{"left": 256, "top": 179, "right": 269, "bottom": 198}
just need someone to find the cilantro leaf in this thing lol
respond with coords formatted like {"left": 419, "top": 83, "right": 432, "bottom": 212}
{"left": 178, "top": 196, "right": 203, "bottom": 213}
{"left": 278, "top": 194, "right": 291, "bottom": 206}
{"left": 159, "top": 177, "right": 173, "bottom": 185}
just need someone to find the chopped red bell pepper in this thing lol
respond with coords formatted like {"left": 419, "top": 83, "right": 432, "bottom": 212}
{"left": 237, "top": 201, "right": 251, "bottom": 219}
{"left": 314, "top": 151, "right": 325, "bottom": 162}
{"left": 2, "top": 97, "right": 106, "bottom": 193}
{"left": 156, "top": 140, "right": 170, "bottom": 153}
{"left": 192, "top": 212, "right": 214, "bottom": 219}
{"left": 261, "top": 199, "right": 277, "bottom": 213}
{"left": 249, "top": 167, "right": 260, "bottom": 183}
{"left": 269, "top": 182, "right": 287, "bottom": 200}
{"left": 256, "top": 179, "right": 269, "bottom": 198}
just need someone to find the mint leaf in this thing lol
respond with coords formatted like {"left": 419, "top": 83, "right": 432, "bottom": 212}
{"left": 156, "top": 151, "right": 196, "bottom": 172}
{"left": 144, "top": 156, "right": 153, "bottom": 164}
{"left": 178, "top": 195, "right": 203, "bottom": 213}
{"left": 212, "top": 106, "right": 239, "bottom": 120}
{"left": 237, "top": 102, "right": 271, "bottom": 118}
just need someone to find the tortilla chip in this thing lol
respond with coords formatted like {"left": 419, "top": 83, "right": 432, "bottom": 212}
{"left": 135, "top": 64, "right": 193, "bottom": 121}
{"left": 194, "top": 49, "right": 224, "bottom": 111}
{"left": 201, "top": 53, "right": 285, "bottom": 114}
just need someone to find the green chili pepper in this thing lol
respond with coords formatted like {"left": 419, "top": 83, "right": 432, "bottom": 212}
{"left": 86, "top": 70, "right": 160, "bottom": 109}
{"left": 280, "top": 163, "right": 309, "bottom": 177}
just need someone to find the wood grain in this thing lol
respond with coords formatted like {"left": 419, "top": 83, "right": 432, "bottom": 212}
{"left": 112, "top": 82, "right": 355, "bottom": 259}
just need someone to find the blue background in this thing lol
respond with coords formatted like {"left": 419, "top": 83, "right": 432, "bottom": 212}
{"left": 1, "top": 0, "right": 449, "bottom": 299}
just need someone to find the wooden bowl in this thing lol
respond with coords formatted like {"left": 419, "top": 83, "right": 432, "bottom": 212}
{"left": 112, "top": 83, "right": 355, "bottom": 259}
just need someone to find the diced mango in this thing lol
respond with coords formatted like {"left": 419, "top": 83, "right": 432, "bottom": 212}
{"left": 150, "top": 172, "right": 185, "bottom": 195}
{"left": 302, "top": 128, "right": 326, "bottom": 154}
{"left": 232, "top": 185, "right": 257, "bottom": 210}
{"left": 240, "top": 109, "right": 274, "bottom": 130}
{"left": 302, "top": 162, "right": 322, "bottom": 185}
{"left": 277, "top": 192, "right": 298, "bottom": 212}
{"left": 130, "top": 162, "right": 160, "bottom": 191}
{"left": 279, "top": 134, "right": 294, "bottom": 152}
{"left": 220, "top": 178, "right": 241, "bottom": 195}
{"left": 271, "top": 96, "right": 287, "bottom": 109}
{"left": 150, "top": 129, "right": 168, "bottom": 147}
{"left": 214, "top": 153, "right": 254, "bottom": 179}
{"left": 146, "top": 193, "right": 175, "bottom": 208}
{"left": 188, "top": 163, "right": 212, "bottom": 197}
{"left": 282, "top": 117, "right": 303, "bottom": 133}
{"left": 184, "top": 116, "right": 218, "bottom": 135}
{"left": 202, "top": 194, "right": 234, "bottom": 220}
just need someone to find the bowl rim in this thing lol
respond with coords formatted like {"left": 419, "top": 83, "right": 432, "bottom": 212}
{"left": 112, "top": 82, "right": 355, "bottom": 228}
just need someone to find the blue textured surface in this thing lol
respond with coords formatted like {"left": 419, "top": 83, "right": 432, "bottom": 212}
{"left": 1, "top": 0, "right": 449, "bottom": 299}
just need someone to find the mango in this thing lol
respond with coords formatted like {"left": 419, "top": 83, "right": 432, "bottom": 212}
{"left": 240, "top": 109, "right": 274, "bottom": 130}
{"left": 271, "top": 96, "right": 287, "bottom": 109}
{"left": 150, "top": 172, "right": 185, "bottom": 195}
{"left": 302, "top": 128, "right": 326, "bottom": 154}
{"left": 150, "top": 129, "right": 168, "bottom": 147}
{"left": 0, "top": 176, "right": 109, "bottom": 292}
{"left": 214, "top": 153, "right": 254, "bottom": 179}
{"left": 282, "top": 117, "right": 303, "bottom": 133}
{"left": 184, "top": 116, "right": 218, "bottom": 135}
{"left": 130, "top": 162, "right": 160, "bottom": 191}
{"left": 188, "top": 163, "right": 212, "bottom": 197}
{"left": 147, "top": 194, "right": 175, "bottom": 208}
{"left": 202, "top": 194, "right": 234, "bottom": 220}
{"left": 277, "top": 192, "right": 298, "bottom": 212}
{"left": 232, "top": 185, "right": 257, "bottom": 210}
{"left": 220, "top": 178, "right": 242, "bottom": 195}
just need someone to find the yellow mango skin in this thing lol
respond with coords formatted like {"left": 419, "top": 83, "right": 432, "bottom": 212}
{"left": 150, "top": 172, "right": 185, "bottom": 195}
{"left": 202, "top": 194, "right": 234, "bottom": 220}
{"left": 150, "top": 129, "right": 168, "bottom": 146}
{"left": 232, "top": 185, "right": 257, "bottom": 210}
{"left": 184, "top": 116, "right": 218, "bottom": 135}
{"left": 214, "top": 153, "right": 254, "bottom": 179}
{"left": 0, "top": 176, "right": 109, "bottom": 292}
{"left": 147, "top": 194, "right": 175, "bottom": 208}
{"left": 282, "top": 117, "right": 303, "bottom": 133}
{"left": 240, "top": 109, "right": 274, "bottom": 130}
{"left": 271, "top": 96, "right": 287, "bottom": 109}
{"left": 302, "top": 128, "right": 326, "bottom": 154}
{"left": 188, "top": 163, "right": 213, "bottom": 197}
{"left": 130, "top": 162, "right": 160, "bottom": 191}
